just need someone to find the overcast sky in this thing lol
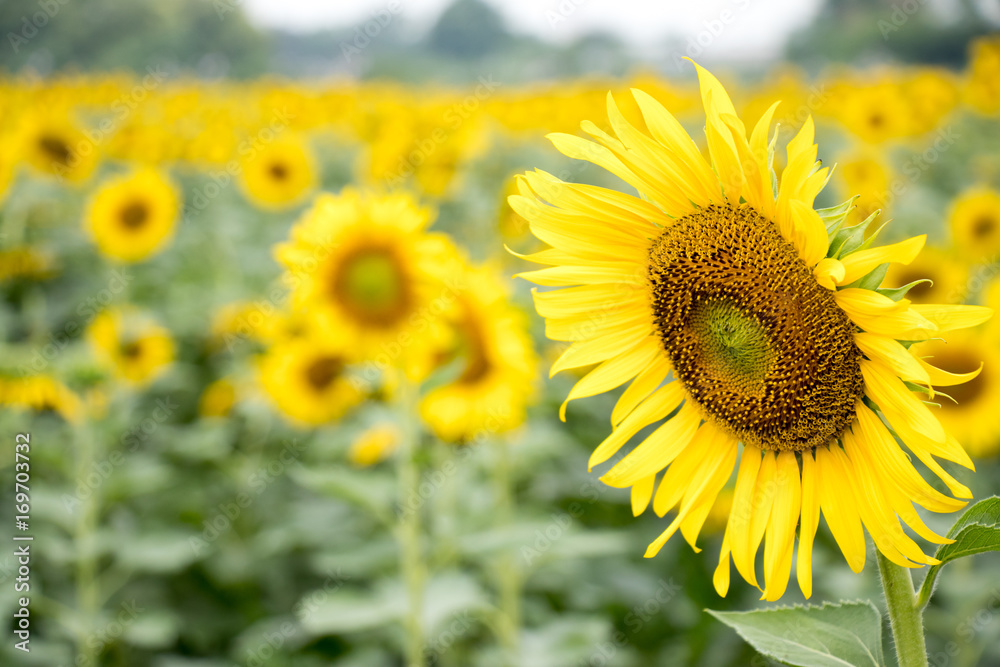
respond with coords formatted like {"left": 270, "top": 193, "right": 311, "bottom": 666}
{"left": 241, "top": 0, "right": 826, "bottom": 63}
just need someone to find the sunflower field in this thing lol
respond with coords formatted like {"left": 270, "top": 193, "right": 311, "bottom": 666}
{"left": 3, "top": 2, "right": 1000, "bottom": 665}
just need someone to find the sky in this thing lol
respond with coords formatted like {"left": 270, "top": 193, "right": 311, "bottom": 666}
{"left": 241, "top": 0, "right": 826, "bottom": 63}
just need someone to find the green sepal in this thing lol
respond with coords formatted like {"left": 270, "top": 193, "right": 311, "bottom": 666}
{"left": 844, "top": 263, "right": 888, "bottom": 291}
{"left": 877, "top": 279, "right": 932, "bottom": 302}
{"left": 828, "top": 209, "right": 881, "bottom": 259}
{"left": 817, "top": 195, "right": 858, "bottom": 238}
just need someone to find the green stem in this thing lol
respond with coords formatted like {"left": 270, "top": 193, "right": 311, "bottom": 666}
{"left": 494, "top": 440, "right": 520, "bottom": 664}
{"left": 74, "top": 424, "right": 100, "bottom": 666}
{"left": 396, "top": 383, "right": 426, "bottom": 667}
{"left": 877, "top": 551, "right": 928, "bottom": 667}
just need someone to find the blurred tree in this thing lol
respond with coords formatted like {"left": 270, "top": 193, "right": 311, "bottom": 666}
{"left": 786, "top": 0, "right": 999, "bottom": 67}
{"left": 0, "top": 0, "right": 269, "bottom": 78}
{"left": 427, "top": 0, "right": 510, "bottom": 59}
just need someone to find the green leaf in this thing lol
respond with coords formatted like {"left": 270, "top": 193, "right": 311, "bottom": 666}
{"left": 917, "top": 496, "right": 1000, "bottom": 609}
{"left": 707, "top": 601, "right": 885, "bottom": 667}
{"left": 844, "top": 263, "right": 888, "bottom": 291}
{"left": 817, "top": 195, "right": 859, "bottom": 237}
{"left": 877, "top": 279, "right": 932, "bottom": 302}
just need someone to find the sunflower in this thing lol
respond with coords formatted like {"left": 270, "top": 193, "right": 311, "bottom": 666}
{"left": 964, "top": 35, "right": 1000, "bottom": 115}
{"left": 948, "top": 187, "right": 1000, "bottom": 261}
{"left": 909, "top": 331, "right": 1000, "bottom": 459}
{"left": 349, "top": 423, "right": 401, "bottom": 467}
{"left": 258, "top": 333, "right": 362, "bottom": 426}
{"left": 199, "top": 378, "right": 238, "bottom": 418}
{"left": 0, "top": 247, "right": 55, "bottom": 283}
{"left": 513, "top": 61, "right": 991, "bottom": 600}
{"left": 883, "top": 246, "right": 970, "bottom": 306}
{"left": 420, "top": 263, "right": 538, "bottom": 443}
{"left": 836, "top": 150, "right": 890, "bottom": 224}
{"left": 0, "top": 375, "right": 82, "bottom": 422}
{"left": 20, "top": 115, "right": 98, "bottom": 183}
{"left": 274, "top": 189, "right": 461, "bottom": 381}
{"left": 87, "top": 308, "right": 175, "bottom": 386}
{"left": 85, "top": 169, "right": 180, "bottom": 263}
{"left": 240, "top": 135, "right": 317, "bottom": 209}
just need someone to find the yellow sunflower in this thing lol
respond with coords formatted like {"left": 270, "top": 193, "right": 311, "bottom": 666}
{"left": 199, "top": 378, "right": 238, "bottom": 418}
{"left": 20, "top": 115, "right": 98, "bottom": 184}
{"left": 87, "top": 308, "right": 175, "bottom": 386}
{"left": 836, "top": 150, "right": 890, "bottom": 224}
{"left": 274, "top": 189, "right": 461, "bottom": 381}
{"left": 883, "top": 246, "right": 971, "bottom": 306}
{"left": 910, "top": 331, "right": 1000, "bottom": 459}
{"left": 964, "top": 35, "right": 1000, "bottom": 115}
{"left": 349, "top": 423, "right": 401, "bottom": 467}
{"left": 258, "top": 333, "right": 362, "bottom": 426}
{"left": 512, "top": 61, "right": 991, "bottom": 600}
{"left": 948, "top": 187, "right": 1000, "bottom": 261}
{"left": 85, "top": 169, "right": 180, "bottom": 263}
{"left": 420, "top": 263, "right": 538, "bottom": 443}
{"left": 0, "top": 375, "right": 82, "bottom": 422}
{"left": 240, "top": 135, "right": 317, "bottom": 209}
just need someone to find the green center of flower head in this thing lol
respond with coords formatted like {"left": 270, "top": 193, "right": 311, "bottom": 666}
{"left": 689, "top": 300, "right": 773, "bottom": 391}
{"left": 647, "top": 202, "right": 865, "bottom": 452}
{"left": 334, "top": 248, "right": 409, "bottom": 326}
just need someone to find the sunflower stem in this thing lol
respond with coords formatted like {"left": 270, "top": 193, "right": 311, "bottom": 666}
{"left": 74, "top": 421, "right": 101, "bottom": 667}
{"left": 877, "top": 551, "right": 928, "bottom": 667}
{"left": 493, "top": 439, "right": 521, "bottom": 664}
{"left": 396, "top": 382, "right": 426, "bottom": 667}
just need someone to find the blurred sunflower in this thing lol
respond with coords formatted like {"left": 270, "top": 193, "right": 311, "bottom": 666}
{"left": 514, "top": 61, "right": 991, "bottom": 600}
{"left": 910, "top": 332, "right": 1000, "bottom": 459}
{"left": 199, "top": 378, "right": 238, "bottom": 418}
{"left": 275, "top": 189, "right": 460, "bottom": 380}
{"left": 349, "top": 423, "right": 401, "bottom": 467}
{"left": 834, "top": 81, "right": 912, "bottom": 144}
{"left": 964, "top": 35, "right": 1000, "bottom": 115}
{"left": 240, "top": 135, "right": 317, "bottom": 209}
{"left": 85, "top": 169, "right": 180, "bottom": 263}
{"left": 20, "top": 115, "right": 98, "bottom": 183}
{"left": 259, "top": 333, "right": 362, "bottom": 426}
{"left": 0, "top": 247, "right": 55, "bottom": 283}
{"left": 837, "top": 151, "right": 890, "bottom": 223}
{"left": 420, "top": 263, "right": 538, "bottom": 443}
{"left": 87, "top": 308, "right": 175, "bottom": 386}
{"left": 949, "top": 187, "right": 1000, "bottom": 261}
{"left": 0, "top": 375, "right": 82, "bottom": 422}
{"left": 884, "top": 246, "right": 970, "bottom": 305}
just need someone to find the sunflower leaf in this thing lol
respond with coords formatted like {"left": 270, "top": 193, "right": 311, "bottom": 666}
{"left": 844, "top": 263, "right": 888, "bottom": 291}
{"left": 916, "top": 496, "right": 1000, "bottom": 609}
{"left": 707, "top": 601, "right": 885, "bottom": 667}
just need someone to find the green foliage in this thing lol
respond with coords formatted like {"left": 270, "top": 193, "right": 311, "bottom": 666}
{"left": 917, "top": 496, "right": 1000, "bottom": 609}
{"left": 709, "top": 601, "right": 886, "bottom": 667}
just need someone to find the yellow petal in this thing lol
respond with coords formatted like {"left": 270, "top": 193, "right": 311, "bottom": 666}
{"left": 602, "top": 401, "right": 702, "bottom": 488}
{"left": 796, "top": 450, "right": 819, "bottom": 599}
{"left": 761, "top": 451, "right": 800, "bottom": 601}
{"left": 861, "top": 358, "right": 945, "bottom": 443}
{"left": 838, "top": 235, "right": 925, "bottom": 286}
{"left": 813, "top": 257, "right": 846, "bottom": 291}
{"left": 816, "top": 446, "right": 866, "bottom": 573}
{"left": 714, "top": 528, "right": 733, "bottom": 597}
{"left": 588, "top": 382, "right": 686, "bottom": 470}
{"left": 631, "top": 474, "right": 656, "bottom": 516}
{"left": 854, "top": 332, "right": 931, "bottom": 387}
